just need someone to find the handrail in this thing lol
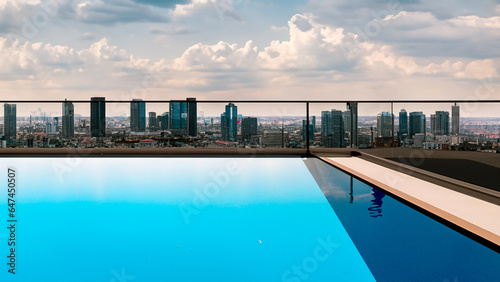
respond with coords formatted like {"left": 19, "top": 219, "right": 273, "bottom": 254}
{"left": 1, "top": 100, "right": 500, "bottom": 103}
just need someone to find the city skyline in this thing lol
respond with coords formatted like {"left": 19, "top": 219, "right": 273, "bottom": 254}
{"left": 0, "top": 1, "right": 499, "bottom": 117}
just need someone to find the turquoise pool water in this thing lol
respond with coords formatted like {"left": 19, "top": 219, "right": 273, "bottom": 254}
{"left": 1, "top": 157, "right": 374, "bottom": 281}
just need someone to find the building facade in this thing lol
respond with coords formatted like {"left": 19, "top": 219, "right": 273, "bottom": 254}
{"left": 130, "top": 99, "right": 146, "bottom": 132}
{"left": 62, "top": 100, "right": 74, "bottom": 138}
{"left": 377, "top": 112, "right": 392, "bottom": 138}
{"left": 4, "top": 104, "right": 16, "bottom": 140}
{"left": 221, "top": 103, "right": 238, "bottom": 141}
{"left": 399, "top": 109, "right": 408, "bottom": 140}
{"left": 90, "top": 97, "right": 106, "bottom": 138}
{"left": 187, "top": 98, "right": 197, "bottom": 136}
{"left": 241, "top": 117, "right": 258, "bottom": 141}
{"left": 452, "top": 104, "right": 460, "bottom": 135}
{"left": 409, "top": 111, "right": 426, "bottom": 138}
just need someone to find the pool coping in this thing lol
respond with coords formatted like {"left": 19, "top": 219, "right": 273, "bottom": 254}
{"left": 319, "top": 156, "right": 500, "bottom": 251}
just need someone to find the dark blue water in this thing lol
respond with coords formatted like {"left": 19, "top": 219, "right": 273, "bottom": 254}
{"left": 305, "top": 157, "right": 500, "bottom": 282}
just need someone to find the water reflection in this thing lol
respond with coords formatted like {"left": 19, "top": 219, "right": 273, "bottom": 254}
{"left": 350, "top": 177, "right": 354, "bottom": 204}
{"left": 368, "top": 189, "right": 385, "bottom": 218}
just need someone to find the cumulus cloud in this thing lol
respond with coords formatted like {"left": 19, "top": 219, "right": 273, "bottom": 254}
{"left": 373, "top": 11, "right": 500, "bottom": 58}
{"left": 169, "top": 0, "right": 243, "bottom": 21}
{"left": 0, "top": 0, "right": 171, "bottom": 37}
{"left": 0, "top": 37, "right": 151, "bottom": 86}
{"left": 1, "top": 10, "right": 498, "bottom": 105}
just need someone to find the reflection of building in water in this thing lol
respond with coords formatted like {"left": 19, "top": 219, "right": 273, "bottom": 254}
{"left": 368, "top": 189, "right": 385, "bottom": 218}
{"left": 349, "top": 176, "right": 353, "bottom": 204}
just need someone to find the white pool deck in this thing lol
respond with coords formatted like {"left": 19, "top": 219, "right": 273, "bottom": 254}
{"left": 322, "top": 157, "right": 500, "bottom": 248}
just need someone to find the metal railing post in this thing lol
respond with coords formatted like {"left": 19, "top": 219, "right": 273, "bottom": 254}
{"left": 306, "top": 101, "right": 310, "bottom": 155}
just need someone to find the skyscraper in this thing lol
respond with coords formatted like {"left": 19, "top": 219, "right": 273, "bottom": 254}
{"left": 398, "top": 109, "right": 408, "bottom": 139}
{"left": 160, "top": 112, "right": 169, "bottom": 130}
{"left": 331, "top": 110, "right": 345, "bottom": 148}
{"left": 187, "top": 98, "right": 197, "bottom": 136}
{"left": 221, "top": 103, "right": 238, "bottom": 141}
{"left": 149, "top": 112, "right": 158, "bottom": 131}
{"left": 409, "top": 111, "right": 426, "bottom": 138}
{"left": 130, "top": 99, "right": 146, "bottom": 132}
{"left": 430, "top": 114, "right": 436, "bottom": 135}
{"left": 90, "top": 97, "right": 106, "bottom": 138}
{"left": 377, "top": 112, "right": 393, "bottom": 138}
{"left": 169, "top": 101, "right": 188, "bottom": 132}
{"left": 434, "top": 111, "right": 450, "bottom": 136}
{"left": 347, "top": 102, "right": 358, "bottom": 148}
{"left": 452, "top": 104, "right": 460, "bottom": 135}
{"left": 62, "top": 100, "right": 74, "bottom": 138}
{"left": 302, "top": 116, "right": 315, "bottom": 142}
{"left": 321, "top": 111, "right": 332, "bottom": 147}
{"left": 241, "top": 117, "right": 257, "bottom": 141}
{"left": 343, "top": 110, "right": 351, "bottom": 142}
{"left": 4, "top": 104, "right": 16, "bottom": 140}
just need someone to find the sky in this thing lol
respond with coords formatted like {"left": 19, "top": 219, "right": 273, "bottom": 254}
{"left": 0, "top": 0, "right": 500, "bottom": 116}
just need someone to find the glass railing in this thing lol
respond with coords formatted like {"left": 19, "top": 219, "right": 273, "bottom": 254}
{"left": 0, "top": 99, "right": 499, "bottom": 154}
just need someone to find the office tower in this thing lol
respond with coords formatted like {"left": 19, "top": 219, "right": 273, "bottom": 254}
{"left": 347, "top": 102, "right": 358, "bottom": 148}
{"left": 377, "top": 112, "right": 392, "bottom": 138}
{"left": 187, "top": 98, "right": 197, "bottom": 136}
{"left": 452, "top": 104, "right": 460, "bottom": 135}
{"left": 241, "top": 117, "right": 258, "bottom": 141}
{"left": 331, "top": 110, "right": 345, "bottom": 148}
{"left": 53, "top": 117, "right": 59, "bottom": 133}
{"left": 430, "top": 114, "right": 437, "bottom": 135}
{"left": 3, "top": 104, "right": 16, "bottom": 140}
{"left": 221, "top": 103, "right": 238, "bottom": 141}
{"left": 169, "top": 101, "right": 188, "bottom": 132}
{"left": 302, "top": 116, "right": 315, "bottom": 142}
{"left": 148, "top": 112, "right": 158, "bottom": 131}
{"left": 321, "top": 111, "right": 332, "bottom": 147}
{"left": 46, "top": 117, "right": 59, "bottom": 134}
{"left": 130, "top": 99, "right": 146, "bottom": 132}
{"left": 343, "top": 110, "right": 351, "bottom": 139}
{"left": 434, "top": 111, "right": 450, "bottom": 136}
{"left": 409, "top": 112, "right": 426, "bottom": 138}
{"left": 399, "top": 109, "right": 408, "bottom": 139}
{"left": 90, "top": 97, "right": 106, "bottom": 138}
{"left": 159, "top": 112, "right": 169, "bottom": 130}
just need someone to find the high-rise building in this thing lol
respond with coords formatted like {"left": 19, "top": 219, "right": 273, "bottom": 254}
{"left": 4, "top": 104, "right": 16, "bottom": 140}
{"left": 409, "top": 111, "right": 426, "bottom": 138}
{"left": 169, "top": 101, "right": 188, "bottom": 133}
{"left": 331, "top": 110, "right": 345, "bottom": 148}
{"left": 62, "top": 100, "right": 74, "bottom": 138}
{"left": 432, "top": 111, "right": 450, "bottom": 136}
{"left": 90, "top": 97, "right": 106, "bottom": 138}
{"left": 343, "top": 110, "right": 351, "bottom": 143}
{"left": 321, "top": 111, "right": 332, "bottom": 147}
{"left": 452, "top": 104, "right": 460, "bottom": 135}
{"left": 221, "top": 103, "right": 238, "bottom": 141}
{"left": 149, "top": 112, "right": 158, "bottom": 131}
{"left": 187, "top": 98, "right": 197, "bottom": 136}
{"left": 159, "top": 112, "right": 169, "bottom": 130}
{"left": 347, "top": 102, "right": 358, "bottom": 148}
{"left": 46, "top": 117, "right": 59, "bottom": 134}
{"left": 302, "top": 116, "right": 315, "bottom": 142}
{"left": 398, "top": 109, "right": 408, "bottom": 139}
{"left": 53, "top": 117, "right": 59, "bottom": 133}
{"left": 130, "top": 99, "right": 146, "bottom": 132}
{"left": 377, "top": 112, "right": 392, "bottom": 138}
{"left": 241, "top": 117, "right": 258, "bottom": 141}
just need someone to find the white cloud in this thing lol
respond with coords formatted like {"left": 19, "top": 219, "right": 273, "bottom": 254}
{"left": 448, "top": 15, "right": 500, "bottom": 29}
{"left": 169, "top": 0, "right": 242, "bottom": 21}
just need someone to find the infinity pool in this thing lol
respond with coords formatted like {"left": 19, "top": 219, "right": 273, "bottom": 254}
{"left": 0, "top": 157, "right": 498, "bottom": 281}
